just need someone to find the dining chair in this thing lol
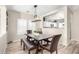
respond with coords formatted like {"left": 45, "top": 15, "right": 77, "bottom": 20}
{"left": 26, "top": 30, "right": 35, "bottom": 45}
{"left": 21, "top": 38, "right": 37, "bottom": 54}
{"left": 40, "top": 34, "right": 62, "bottom": 54}
{"left": 21, "top": 34, "right": 33, "bottom": 46}
{"left": 27, "top": 30, "right": 32, "bottom": 34}
{"left": 43, "top": 38, "right": 51, "bottom": 45}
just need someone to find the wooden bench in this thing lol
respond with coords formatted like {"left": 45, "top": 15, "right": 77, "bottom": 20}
{"left": 21, "top": 39, "right": 37, "bottom": 54}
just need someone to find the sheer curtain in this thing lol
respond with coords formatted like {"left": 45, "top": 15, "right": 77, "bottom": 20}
{"left": 17, "top": 19, "right": 27, "bottom": 35}
{"left": 17, "top": 19, "right": 34, "bottom": 36}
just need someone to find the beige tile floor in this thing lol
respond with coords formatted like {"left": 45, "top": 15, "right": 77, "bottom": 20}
{"left": 6, "top": 40, "right": 79, "bottom": 54}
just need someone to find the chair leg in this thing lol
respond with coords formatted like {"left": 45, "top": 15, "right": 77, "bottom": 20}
{"left": 56, "top": 50, "right": 58, "bottom": 54}
{"left": 28, "top": 50, "right": 30, "bottom": 54}
{"left": 23, "top": 43, "right": 25, "bottom": 51}
{"left": 50, "top": 52, "right": 52, "bottom": 54}
{"left": 47, "top": 41, "right": 48, "bottom": 45}
{"left": 35, "top": 46, "right": 39, "bottom": 54}
{"left": 41, "top": 49, "right": 43, "bottom": 54}
{"left": 28, "top": 47, "right": 36, "bottom": 54}
{"left": 21, "top": 39, "right": 22, "bottom": 46}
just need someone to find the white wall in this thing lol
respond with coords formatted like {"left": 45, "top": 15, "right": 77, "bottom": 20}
{"left": 63, "top": 7, "right": 72, "bottom": 46}
{"left": 0, "top": 34, "right": 7, "bottom": 53}
{"left": 7, "top": 11, "right": 33, "bottom": 42}
{"left": 0, "top": 6, "right": 7, "bottom": 53}
{"left": 7, "top": 10, "right": 20, "bottom": 42}
{"left": 67, "top": 7, "right": 73, "bottom": 44}
{"left": 71, "top": 10, "right": 79, "bottom": 41}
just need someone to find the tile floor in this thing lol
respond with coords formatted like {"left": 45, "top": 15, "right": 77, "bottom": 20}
{"left": 6, "top": 40, "right": 79, "bottom": 54}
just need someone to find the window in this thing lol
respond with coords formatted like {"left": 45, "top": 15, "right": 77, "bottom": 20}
{"left": 17, "top": 19, "right": 33, "bottom": 35}
{"left": 27, "top": 20, "right": 33, "bottom": 30}
{"left": 59, "top": 23, "right": 64, "bottom": 28}
{"left": 43, "top": 21, "right": 52, "bottom": 28}
{"left": 17, "top": 19, "right": 27, "bottom": 35}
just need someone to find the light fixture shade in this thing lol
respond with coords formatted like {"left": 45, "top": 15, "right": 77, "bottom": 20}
{"left": 34, "top": 14, "right": 37, "bottom": 18}
{"left": 33, "top": 5, "right": 41, "bottom": 21}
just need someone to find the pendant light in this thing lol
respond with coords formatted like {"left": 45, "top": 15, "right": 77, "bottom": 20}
{"left": 32, "top": 5, "right": 41, "bottom": 22}
{"left": 34, "top": 5, "right": 37, "bottom": 18}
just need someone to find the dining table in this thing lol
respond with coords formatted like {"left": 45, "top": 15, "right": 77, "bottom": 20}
{"left": 26, "top": 33, "right": 53, "bottom": 54}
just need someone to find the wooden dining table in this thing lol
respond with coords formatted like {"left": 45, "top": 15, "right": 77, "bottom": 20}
{"left": 26, "top": 33, "right": 53, "bottom": 54}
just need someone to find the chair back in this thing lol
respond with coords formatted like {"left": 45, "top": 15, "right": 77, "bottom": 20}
{"left": 26, "top": 30, "right": 32, "bottom": 42}
{"left": 50, "top": 34, "right": 62, "bottom": 52}
{"left": 27, "top": 30, "right": 32, "bottom": 34}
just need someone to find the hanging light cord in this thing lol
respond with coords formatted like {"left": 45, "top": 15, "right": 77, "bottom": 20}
{"left": 34, "top": 5, "right": 37, "bottom": 18}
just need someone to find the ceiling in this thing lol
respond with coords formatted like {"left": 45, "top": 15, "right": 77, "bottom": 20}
{"left": 6, "top": 5, "right": 64, "bottom": 16}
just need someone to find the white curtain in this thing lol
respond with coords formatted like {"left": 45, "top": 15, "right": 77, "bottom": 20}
{"left": 17, "top": 19, "right": 27, "bottom": 35}
{"left": 17, "top": 19, "right": 33, "bottom": 35}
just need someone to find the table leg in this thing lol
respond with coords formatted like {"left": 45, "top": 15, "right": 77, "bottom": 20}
{"left": 35, "top": 41, "right": 40, "bottom": 54}
{"left": 35, "top": 47, "right": 39, "bottom": 54}
{"left": 35, "top": 40, "right": 43, "bottom": 54}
